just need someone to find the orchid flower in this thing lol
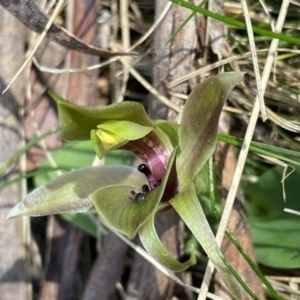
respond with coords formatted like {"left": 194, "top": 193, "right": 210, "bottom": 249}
{"left": 8, "top": 73, "right": 244, "bottom": 298}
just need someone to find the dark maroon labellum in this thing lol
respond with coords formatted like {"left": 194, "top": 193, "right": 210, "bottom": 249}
{"left": 135, "top": 193, "right": 145, "bottom": 203}
{"left": 130, "top": 190, "right": 146, "bottom": 203}
{"left": 138, "top": 164, "right": 151, "bottom": 175}
{"left": 142, "top": 185, "right": 150, "bottom": 192}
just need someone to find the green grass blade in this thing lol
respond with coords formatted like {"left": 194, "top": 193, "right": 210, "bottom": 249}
{"left": 225, "top": 230, "right": 282, "bottom": 300}
{"left": 219, "top": 254, "right": 259, "bottom": 300}
{"left": 0, "top": 127, "right": 60, "bottom": 177}
{"left": 218, "top": 133, "right": 300, "bottom": 166}
{"left": 207, "top": 149, "right": 281, "bottom": 299}
{"left": 170, "top": 0, "right": 300, "bottom": 45}
{"left": 165, "top": 0, "right": 208, "bottom": 46}
{"left": 0, "top": 166, "right": 64, "bottom": 191}
{"left": 208, "top": 157, "right": 220, "bottom": 220}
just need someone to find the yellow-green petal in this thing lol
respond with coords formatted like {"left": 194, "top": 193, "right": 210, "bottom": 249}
{"left": 97, "top": 120, "right": 153, "bottom": 140}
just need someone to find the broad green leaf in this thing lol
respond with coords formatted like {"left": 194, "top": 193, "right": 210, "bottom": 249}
{"left": 35, "top": 141, "right": 95, "bottom": 187}
{"left": 2, "top": 141, "right": 95, "bottom": 192}
{"left": 170, "top": 182, "right": 242, "bottom": 299}
{"left": 8, "top": 166, "right": 146, "bottom": 219}
{"left": 250, "top": 218, "right": 300, "bottom": 269}
{"left": 194, "top": 161, "right": 209, "bottom": 195}
{"left": 49, "top": 91, "right": 154, "bottom": 141}
{"left": 244, "top": 165, "right": 300, "bottom": 268}
{"left": 93, "top": 149, "right": 177, "bottom": 238}
{"left": 177, "top": 72, "right": 244, "bottom": 187}
{"left": 61, "top": 213, "right": 97, "bottom": 237}
{"left": 139, "top": 213, "right": 196, "bottom": 271}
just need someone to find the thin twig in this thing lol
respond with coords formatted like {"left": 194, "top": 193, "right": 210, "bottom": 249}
{"left": 32, "top": 2, "right": 172, "bottom": 74}
{"left": 2, "top": 0, "right": 65, "bottom": 94}
{"left": 167, "top": 49, "right": 268, "bottom": 88}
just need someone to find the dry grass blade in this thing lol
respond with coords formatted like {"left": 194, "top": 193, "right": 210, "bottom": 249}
{"left": 168, "top": 48, "right": 300, "bottom": 89}
{"left": 283, "top": 208, "right": 300, "bottom": 217}
{"left": 167, "top": 50, "right": 267, "bottom": 88}
{"left": 266, "top": 108, "right": 300, "bottom": 132}
{"left": 267, "top": 278, "right": 300, "bottom": 297}
{"left": 115, "top": 52, "right": 182, "bottom": 113}
{"left": 241, "top": 0, "right": 266, "bottom": 120}
{"left": 0, "top": 0, "right": 137, "bottom": 58}
{"left": 0, "top": 0, "right": 137, "bottom": 94}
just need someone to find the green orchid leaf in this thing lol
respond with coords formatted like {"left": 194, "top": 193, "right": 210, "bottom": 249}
{"left": 138, "top": 213, "right": 196, "bottom": 271}
{"left": 177, "top": 72, "right": 244, "bottom": 187}
{"left": 194, "top": 161, "right": 209, "bottom": 195}
{"left": 244, "top": 165, "right": 300, "bottom": 268}
{"left": 93, "top": 148, "right": 178, "bottom": 238}
{"left": 7, "top": 166, "right": 146, "bottom": 219}
{"left": 35, "top": 141, "right": 96, "bottom": 187}
{"left": 49, "top": 91, "right": 154, "bottom": 141}
{"left": 170, "top": 182, "right": 242, "bottom": 299}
